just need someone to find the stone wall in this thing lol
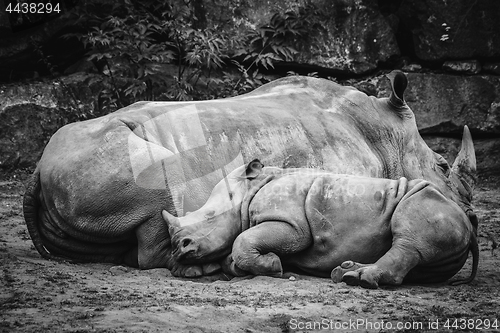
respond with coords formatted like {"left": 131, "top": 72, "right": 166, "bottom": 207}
{"left": 397, "top": 0, "right": 500, "bottom": 62}
{"left": 354, "top": 72, "right": 500, "bottom": 182}
{"left": 358, "top": 73, "right": 500, "bottom": 136}
{"left": 0, "top": 73, "right": 103, "bottom": 170}
{"left": 3, "top": 0, "right": 499, "bottom": 79}
{"left": 207, "top": 0, "right": 500, "bottom": 75}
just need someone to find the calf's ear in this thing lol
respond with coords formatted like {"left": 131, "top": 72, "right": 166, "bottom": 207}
{"left": 245, "top": 159, "right": 264, "bottom": 179}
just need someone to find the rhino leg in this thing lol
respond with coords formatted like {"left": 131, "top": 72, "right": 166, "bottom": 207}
{"left": 228, "top": 221, "right": 312, "bottom": 277}
{"left": 334, "top": 183, "right": 473, "bottom": 289}
{"left": 135, "top": 217, "right": 171, "bottom": 269}
{"left": 135, "top": 216, "right": 219, "bottom": 277}
{"left": 222, "top": 253, "right": 250, "bottom": 277}
{"left": 337, "top": 245, "right": 420, "bottom": 289}
{"left": 331, "top": 261, "right": 369, "bottom": 283}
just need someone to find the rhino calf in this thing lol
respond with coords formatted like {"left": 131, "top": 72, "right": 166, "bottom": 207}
{"left": 163, "top": 160, "right": 478, "bottom": 289}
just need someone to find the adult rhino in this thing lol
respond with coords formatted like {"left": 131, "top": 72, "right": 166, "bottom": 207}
{"left": 163, "top": 159, "right": 478, "bottom": 288}
{"left": 23, "top": 71, "right": 477, "bottom": 277}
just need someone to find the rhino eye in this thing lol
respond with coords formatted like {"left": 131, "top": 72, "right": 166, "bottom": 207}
{"left": 434, "top": 152, "right": 450, "bottom": 176}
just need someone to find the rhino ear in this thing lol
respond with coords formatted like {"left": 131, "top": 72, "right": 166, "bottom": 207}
{"left": 387, "top": 70, "right": 407, "bottom": 108}
{"left": 245, "top": 159, "right": 264, "bottom": 179}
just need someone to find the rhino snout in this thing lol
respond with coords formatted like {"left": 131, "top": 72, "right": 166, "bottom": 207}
{"left": 177, "top": 237, "right": 199, "bottom": 260}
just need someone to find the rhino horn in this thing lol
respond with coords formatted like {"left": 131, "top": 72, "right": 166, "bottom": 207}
{"left": 387, "top": 70, "right": 407, "bottom": 108}
{"left": 449, "top": 126, "right": 477, "bottom": 203}
{"left": 162, "top": 210, "right": 181, "bottom": 233}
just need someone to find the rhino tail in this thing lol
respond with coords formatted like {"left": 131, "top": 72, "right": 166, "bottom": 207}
{"left": 23, "top": 169, "right": 70, "bottom": 262}
{"left": 449, "top": 231, "right": 479, "bottom": 286}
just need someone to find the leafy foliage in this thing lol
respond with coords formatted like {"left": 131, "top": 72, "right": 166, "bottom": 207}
{"left": 64, "top": 0, "right": 323, "bottom": 111}
{"left": 230, "top": 2, "right": 326, "bottom": 88}
{"left": 239, "top": 5, "right": 319, "bottom": 69}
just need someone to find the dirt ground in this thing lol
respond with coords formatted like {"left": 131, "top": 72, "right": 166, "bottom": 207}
{"left": 1, "top": 170, "right": 499, "bottom": 333}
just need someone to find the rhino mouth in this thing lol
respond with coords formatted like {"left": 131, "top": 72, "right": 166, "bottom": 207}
{"left": 175, "top": 249, "right": 201, "bottom": 263}
{"left": 174, "top": 245, "right": 230, "bottom": 265}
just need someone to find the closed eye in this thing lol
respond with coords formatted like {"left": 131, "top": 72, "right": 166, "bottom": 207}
{"left": 434, "top": 152, "right": 450, "bottom": 176}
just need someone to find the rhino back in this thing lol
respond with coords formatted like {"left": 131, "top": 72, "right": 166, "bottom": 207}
{"left": 288, "top": 175, "right": 403, "bottom": 276}
{"left": 248, "top": 174, "right": 317, "bottom": 227}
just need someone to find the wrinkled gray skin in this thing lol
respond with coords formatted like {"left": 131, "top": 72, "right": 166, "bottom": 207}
{"left": 163, "top": 158, "right": 478, "bottom": 289}
{"left": 23, "top": 71, "right": 477, "bottom": 277}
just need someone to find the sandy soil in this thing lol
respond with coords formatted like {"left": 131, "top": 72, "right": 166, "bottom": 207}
{"left": 1, "top": 170, "right": 499, "bottom": 333}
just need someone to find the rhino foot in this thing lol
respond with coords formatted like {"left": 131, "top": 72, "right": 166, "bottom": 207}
{"left": 252, "top": 252, "right": 283, "bottom": 278}
{"left": 330, "top": 261, "right": 368, "bottom": 283}
{"left": 221, "top": 254, "right": 249, "bottom": 277}
{"left": 202, "top": 262, "right": 222, "bottom": 275}
{"left": 341, "top": 265, "right": 384, "bottom": 289}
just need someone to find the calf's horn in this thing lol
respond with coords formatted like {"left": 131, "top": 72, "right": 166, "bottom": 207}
{"left": 162, "top": 210, "right": 181, "bottom": 233}
{"left": 449, "top": 126, "right": 477, "bottom": 203}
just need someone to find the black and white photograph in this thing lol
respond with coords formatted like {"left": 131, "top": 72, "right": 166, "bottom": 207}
{"left": 1, "top": 0, "right": 499, "bottom": 331}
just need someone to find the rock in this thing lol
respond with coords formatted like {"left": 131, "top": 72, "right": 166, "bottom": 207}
{"left": 483, "top": 63, "right": 500, "bottom": 75}
{"left": 370, "top": 72, "right": 500, "bottom": 136}
{"left": 424, "top": 136, "right": 500, "bottom": 184}
{"left": 0, "top": 5, "right": 10, "bottom": 35}
{"left": 398, "top": 0, "right": 500, "bottom": 61}
{"left": 109, "top": 265, "right": 129, "bottom": 275}
{"left": 0, "top": 73, "right": 104, "bottom": 170}
{"left": 372, "top": 71, "right": 500, "bottom": 183}
{"left": 210, "top": 0, "right": 400, "bottom": 75}
{"left": 292, "top": 0, "right": 400, "bottom": 74}
{"left": 401, "top": 63, "right": 422, "bottom": 73}
{"left": 0, "top": 15, "right": 77, "bottom": 82}
{"left": 63, "top": 59, "right": 99, "bottom": 75}
{"left": 443, "top": 60, "right": 482, "bottom": 75}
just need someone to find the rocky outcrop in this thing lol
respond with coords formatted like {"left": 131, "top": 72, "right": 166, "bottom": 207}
{"left": 0, "top": 73, "right": 102, "bottom": 169}
{"left": 398, "top": 0, "right": 500, "bottom": 61}
{"left": 224, "top": 0, "right": 500, "bottom": 73}
{"left": 0, "top": 14, "right": 80, "bottom": 82}
{"left": 423, "top": 136, "right": 500, "bottom": 183}
{"left": 353, "top": 72, "right": 500, "bottom": 181}
{"left": 291, "top": 0, "right": 400, "bottom": 74}
{"left": 212, "top": 0, "right": 400, "bottom": 75}
{"left": 208, "top": 0, "right": 500, "bottom": 74}
{"left": 3, "top": 0, "right": 499, "bottom": 78}
{"left": 405, "top": 74, "right": 500, "bottom": 136}
{"left": 355, "top": 72, "right": 500, "bottom": 136}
